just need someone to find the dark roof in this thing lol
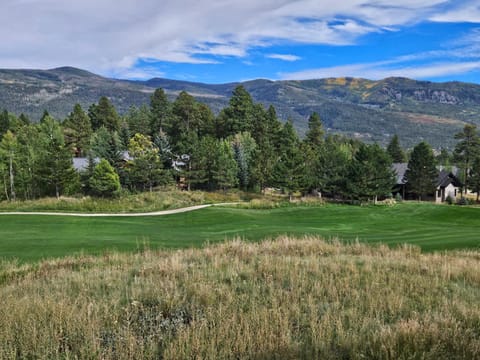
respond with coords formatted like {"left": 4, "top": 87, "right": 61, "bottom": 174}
{"left": 437, "top": 169, "right": 462, "bottom": 188}
{"left": 392, "top": 163, "right": 462, "bottom": 188}
{"left": 72, "top": 152, "right": 132, "bottom": 171}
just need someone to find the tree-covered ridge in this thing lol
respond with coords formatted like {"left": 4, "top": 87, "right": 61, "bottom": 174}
{"left": 1, "top": 85, "right": 479, "bottom": 203}
{"left": 2, "top": 67, "right": 480, "bottom": 147}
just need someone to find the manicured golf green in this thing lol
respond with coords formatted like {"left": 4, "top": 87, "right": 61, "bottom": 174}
{"left": 0, "top": 203, "right": 479, "bottom": 262}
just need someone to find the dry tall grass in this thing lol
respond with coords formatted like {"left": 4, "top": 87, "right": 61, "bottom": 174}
{"left": 0, "top": 237, "right": 479, "bottom": 359}
{"left": 0, "top": 189, "right": 248, "bottom": 213}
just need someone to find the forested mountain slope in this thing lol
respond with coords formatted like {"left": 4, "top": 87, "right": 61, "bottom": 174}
{"left": 1, "top": 67, "right": 479, "bottom": 147}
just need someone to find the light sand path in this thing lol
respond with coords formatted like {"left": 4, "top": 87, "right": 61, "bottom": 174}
{"left": 0, "top": 203, "right": 237, "bottom": 217}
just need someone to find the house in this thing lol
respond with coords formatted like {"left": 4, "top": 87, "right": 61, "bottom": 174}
{"left": 392, "top": 163, "right": 462, "bottom": 203}
{"left": 435, "top": 169, "right": 461, "bottom": 203}
{"left": 72, "top": 152, "right": 131, "bottom": 172}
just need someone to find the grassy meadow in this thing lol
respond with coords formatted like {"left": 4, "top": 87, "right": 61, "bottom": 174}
{"left": 0, "top": 189, "right": 249, "bottom": 213}
{"left": 0, "top": 237, "right": 479, "bottom": 359}
{"left": 0, "top": 202, "right": 479, "bottom": 262}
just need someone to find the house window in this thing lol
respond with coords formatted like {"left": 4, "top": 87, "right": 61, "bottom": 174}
{"left": 437, "top": 189, "right": 441, "bottom": 197}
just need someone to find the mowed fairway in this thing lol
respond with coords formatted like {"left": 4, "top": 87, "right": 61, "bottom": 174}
{"left": 0, "top": 203, "right": 479, "bottom": 262}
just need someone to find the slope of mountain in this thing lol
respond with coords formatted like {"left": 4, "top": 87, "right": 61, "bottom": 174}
{"left": 1, "top": 67, "right": 479, "bottom": 148}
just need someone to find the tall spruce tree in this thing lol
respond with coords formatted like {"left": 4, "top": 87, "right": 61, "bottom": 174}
{"left": 15, "top": 124, "right": 42, "bottom": 200}
{"left": 18, "top": 113, "right": 30, "bottom": 126}
{"left": 453, "top": 124, "right": 480, "bottom": 194}
{"left": 317, "top": 135, "right": 352, "bottom": 198}
{"left": 305, "top": 112, "right": 324, "bottom": 151}
{"left": 149, "top": 88, "right": 171, "bottom": 135}
{"left": 40, "top": 110, "right": 51, "bottom": 124}
{"left": 89, "top": 159, "right": 120, "bottom": 197}
{"left": 126, "top": 105, "right": 151, "bottom": 136}
{"left": 63, "top": 104, "right": 93, "bottom": 157}
{"left": 469, "top": 156, "right": 480, "bottom": 202}
{"left": 404, "top": 141, "right": 438, "bottom": 200}
{"left": 273, "top": 120, "right": 303, "bottom": 200}
{"left": 90, "top": 127, "right": 123, "bottom": 172}
{"left": 232, "top": 132, "right": 256, "bottom": 190}
{"left": 213, "top": 139, "right": 238, "bottom": 191}
{"left": 38, "top": 116, "right": 76, "bottom": 198}
{"left": 251, "top": 105, "right": 280, "bottom": 192}
{"left": 127, "top": 133, "right": 170, "bottom": 192}
{"left": 387, "top": 135, "right": 406, "bottom": 163}
{"left": 217, "top": 85, "right": 255, "bottom": 137}
{"left": 89, "top": 97, "right": 120, "bottom": 132}
{"left": 347, "top": 143, "right": 396, "bottom": 203}
{"left": 170, "top": 91, "right": 201, "bottom": 154}
{"left": 301, "top": 112, "right": 325, "bottom": 194}
{"left": 0, "top": 130, "right": 18, "bottom": 201}
{"left": 0, "top": 110, "right": 10, "bottom": 137}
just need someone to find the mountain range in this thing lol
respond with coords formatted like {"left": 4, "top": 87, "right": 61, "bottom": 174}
{"left": 1, "top": 66, "right": 480, "bottom": 148}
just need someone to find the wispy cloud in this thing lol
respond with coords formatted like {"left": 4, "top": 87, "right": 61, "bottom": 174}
{"left": 430, "top": 1, "right": 480, "bottom": 23}
{"left": 0, "top": 0, "right": 473, "bottom": 78}
{"left": 267, "top": 54, "right": 302, "bottom": 62}
{"left": 280, "top": 61, "right": 480, "bottom": 80}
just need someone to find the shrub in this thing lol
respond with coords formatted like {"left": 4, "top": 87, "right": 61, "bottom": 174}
{"left": 394, "top": 193, "right": 403, "bottom": 202}
{"left": 89, "top": 159, "right": 121, "bottom": 197}
{"left": 445, "top": 195, "right": 454, "bottom": 205}
{"left": 456, "top": 197, "right": 473, "bottom": 206}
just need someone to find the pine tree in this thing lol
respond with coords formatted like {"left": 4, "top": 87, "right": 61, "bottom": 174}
{"left": 127, "top": 133, "right": 170, "bottom": 192}
{"left": 170, "top": 91, "right": 201, "bottom": 154}
{"left": 232, "top": 132, "right": 256, "bottom": 190}
{"left": 436, "top": 148, "right": 452, "bottom": 166}
{"left": 347, "top": 143, "right": 396, "bottom": 203}
{"left": 154, "top": 129, "right": 173, "bottom": 168}
{"left": 305, "top": 112, "right": 324, "bottom": 151}
{"left": 149, "top": 88, "right": 171, "bottom": 135}
{"left": 18, "top": 114, "right": 30, "bottom": 126}
{"left": 89, "top": 159, "right": 120, "bottom": 197}
{"left": 0, "top": 131, "right": 18, "bottom": 201}
{"left": 0, "top": 110, "right": 10, "bottom": 137}
{"left": 119, "top": 121, "right": 131, "bottom": 150}
{"left": 38, "top": 116, "right": 76, "bottom": 198}
{"left": 217, "top": 85, "right": 255, "bottom": 137}
{"left": 301, "top": 112, "right": 325, "bottom": 194}
{"left": 469, "top": 156, "right": 480, "bottom": 202}
{"left": 63, "top": 104, "right": 93, "bottom": 157}
{"left": 15, "top": 124, "right": 42, "bottom": 200}
{"left": 251, "top": 105, "right": 280, "bottom": 192}
{"left": 318, "top": 136, "right": 354, "bottom": 198}
{"left": 387, "top": 135, "right": 406, "bottom": 163}
{"left": 454, "top": 124, "right": 480, "bottom": 194}
{"left": 40, "top": 110, "right": 51, "bottom": 123}
{"left": 213, "top": 139, "right": 238, "bottom": 191}
{"left": 90, "top": 127, "right": 123, "bottom": 171}
{"left": 183, "top": 134, "right": 207, "bottom": 191}
{"left": 89, "top": 97, "right": 120, "bottom": 132}
{"left": 273, "top": 120, "right": 303, "bottom": 200}
{"left": 126, "top": 105, "right": 151, "bottom": 136}
{"left": 404, "top": 141, "right": 438, "bottom": 200}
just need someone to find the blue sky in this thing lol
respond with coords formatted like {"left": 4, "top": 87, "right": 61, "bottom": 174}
{"left": 1, "top": 1, "right": 480, "bottom": 84}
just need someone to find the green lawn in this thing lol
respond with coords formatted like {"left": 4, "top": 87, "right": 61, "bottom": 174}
{"left": 1, "top": 203, "right": 479, "bottom": 262}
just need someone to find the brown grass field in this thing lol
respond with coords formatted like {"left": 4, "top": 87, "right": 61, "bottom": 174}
{"left": 0, "top": 236, "right": 479, "bottom": 359}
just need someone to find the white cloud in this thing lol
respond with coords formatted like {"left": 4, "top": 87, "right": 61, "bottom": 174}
{"left": 430, "top": 1, "right": 480, "bottom": 23}
{"left": 0, "top": 0, "right": 470, "bottom": 78}
{"left": 280, "top": 61, "right": 480, "bottom": 80}
{"left": 267, "top": 54, "right": 302, "bottom": 62}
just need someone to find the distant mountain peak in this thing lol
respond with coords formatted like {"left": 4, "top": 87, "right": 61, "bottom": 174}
{"left": 0, "top": 66, "right": 478, "bottom": 148}
{"left": 48, "top": 66, "right": 98, "bottom": 77}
